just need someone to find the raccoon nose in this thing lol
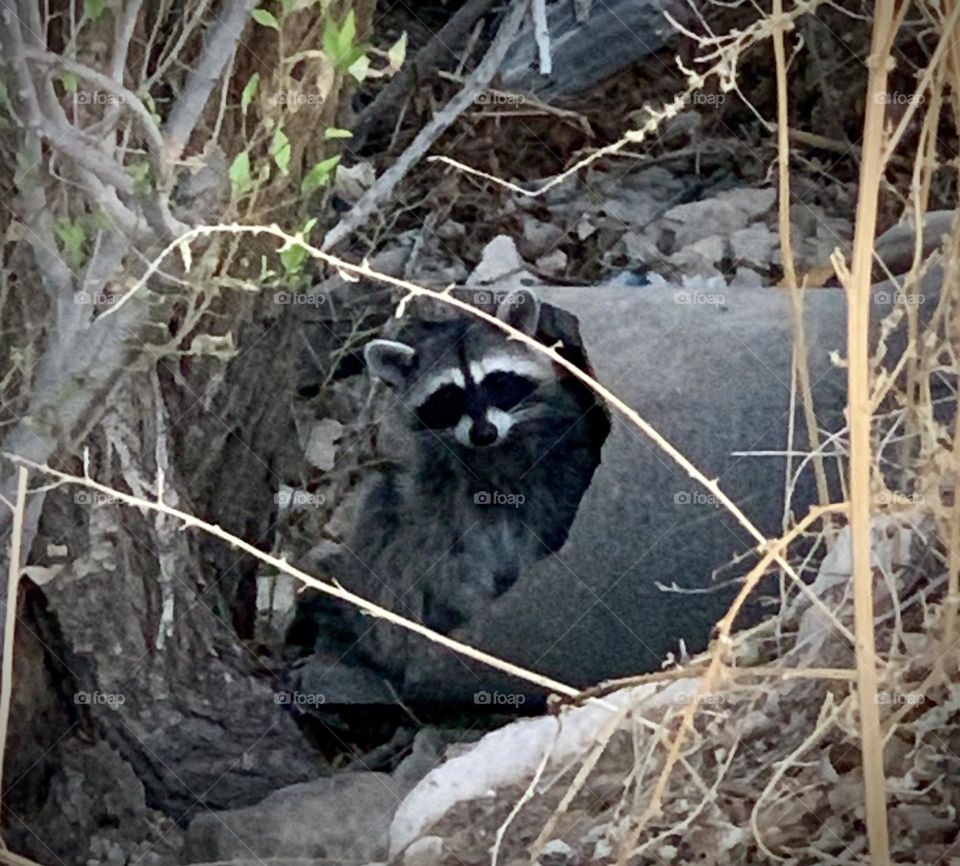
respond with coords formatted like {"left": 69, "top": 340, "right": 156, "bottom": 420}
{"left": 470, "top": 419, "right": 498, "bottom": 447}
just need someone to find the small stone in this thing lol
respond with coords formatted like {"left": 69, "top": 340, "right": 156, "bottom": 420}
{"left": 536, "top": 250, "right": 567, "bottom": 274}
{"left": 541, "top": 838, "right": 574, "bottom": 864}
{"left": 466, "top": 236, "right": 526, "bottom": 287}
{"left": 730, "top": 266, "right": 765, "bottom": 289}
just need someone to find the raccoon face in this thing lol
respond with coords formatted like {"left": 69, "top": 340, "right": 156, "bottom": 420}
{"left": 364, "top": 289, "right": 554, "bottom": 448}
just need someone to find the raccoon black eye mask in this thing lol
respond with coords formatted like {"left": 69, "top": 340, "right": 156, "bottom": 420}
{"left": 480, "top": 370, "right": 539, "bottom": 411}
{"left": 415, "top": 382, "right": 466, "bottom": 430}
{"left": 411, "top": 370, "right": 540, "bottom": 435}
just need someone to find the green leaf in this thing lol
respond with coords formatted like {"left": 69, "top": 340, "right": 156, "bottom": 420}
{"left": 53, "top": 218, "right": 87, "bottom": 270}
{"left": 279, "top": 0, "right": 293, "bottom": 14}
{"left": 324, "top": 127, "right": 352, "bottom": 139}
{"left": 300, "top": 155, "right": 340, "bottom": 196}
{"left": 228, "top": 151, "right": 253, "bottom": 194}
{"left": 270, "top": 128, "right": 291, "bottom": 175}
{"left": 252, "top": 8, "right": 279, "bottom": 29}
{"left": 127, "top": 161, "right": 152, "bottom": 194}
{"left": 279, "top": 242, "right": 307, "bottom": 274}
{"left": 347, "top": 54, "right": 369, "bottom": 82}
{"left": 84, "top": 0, "right": 106, "bottom": 20}
{"left": 387, "top": 32, "right": 407, "bottom": 71}
{"left": 60, "top": 72, "right": 79, "bottom": 94}
{"left": 322, "top": 18, "right": 341, "bottom": 65}
{"left": 339, "top": 10, "right": 356, "bottom": 56}
{"left": 241, "top": 73, "right": 260, "bottom": 114}
{"left": 140, "top": 90, "right": 161, "bottom": 124}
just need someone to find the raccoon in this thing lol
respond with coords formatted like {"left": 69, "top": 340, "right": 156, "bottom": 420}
{"left": 316, "top": 289, "right": 607, "bottom": 676}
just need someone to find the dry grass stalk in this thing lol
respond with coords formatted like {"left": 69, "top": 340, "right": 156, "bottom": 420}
{"left": 0, "top": 468, "right": 27, "bottom": 829}
{"left": 839, "top": 3, "right": 898, "bottom": 862}
{"left": 771, "top": 0, "right": 832, "bottom": 549}
{"left": 940, "top": 0, "right": 960, "bottom": 658}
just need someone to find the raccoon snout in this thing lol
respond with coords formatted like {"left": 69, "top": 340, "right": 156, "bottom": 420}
{"left": 454, "top": 413, "right": 510, "bottom": 447}
{"left": 470, "top": 418, "right": 499, "bottom": 447}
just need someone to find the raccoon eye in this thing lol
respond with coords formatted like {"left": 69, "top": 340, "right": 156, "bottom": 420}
{"left": 414, "top": 384, "right": 465, "bottom": 429}
{"left": 481, "top": 371, "right": 538, "bottom": 410}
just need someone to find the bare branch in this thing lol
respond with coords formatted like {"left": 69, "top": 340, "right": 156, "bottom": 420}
{"left": 350, "top": 0, "right": 498, "bottom": 151}
{"left": 23, "top": 49, "right": 166, "bottom": 172}
{"left": 162, "top": 0, "right": 259, "bottom": 162}
{"left": 322, "top": 0, "right": 532, "bottom": 251}
{"left": 0, "top": 6, "right": 73, "bottom": 299}
{"left": 111, "top": 0, "right": 143, "bottom": 82}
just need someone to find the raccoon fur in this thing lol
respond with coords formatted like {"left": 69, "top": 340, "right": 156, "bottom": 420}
{"left": 312, "top": 289, "right": 607, "bottom": 677}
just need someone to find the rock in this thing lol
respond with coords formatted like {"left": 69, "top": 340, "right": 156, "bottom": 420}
{"left": 256, "top": 571, "right": 301, "bottom": 641}
{"left": 333, "top": 161, "right": 375, "bottom": 203}
{"left": 536, "top": 249, "right": 568, "bottom": 274}
{"left": 304, "top": 417, "right": 343, "bottom": 470}
{"left": 620, "top": 230, "right": 661, "bottom": 266}
{"left": 466, "top": 236, "right": 528, "bottom": 287}
{"left": 668, "top": 234, "right": 726, "bottom": 276}
{"left": 184, "top": 774, "right": 401, "bottom": 864}
{"left": 522, "top": 216, "right": 566, "bottom": 258}
{"left": 664, "top": 188, "right": 776, "bottom": 248}
{"left": 730, "top": 266, "right": 765, "bottom": 289}
{"left": 731, "top": 223, "right": 777, "bottom": 269}
{"left": 393, "top": 728, "right": 450, "bottom": 790}
{"left": 541, "top": 839, "right": 575, "bottom": 863}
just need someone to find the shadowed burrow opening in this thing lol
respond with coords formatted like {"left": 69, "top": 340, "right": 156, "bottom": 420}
{"left": 283, "top": 289, "right": 610, "bottom": 733}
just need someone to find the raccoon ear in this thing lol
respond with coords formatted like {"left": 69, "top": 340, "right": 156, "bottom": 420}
{"left": 364, "top": 339, "right": 416, "bottom": 391}
{"left": 496, "top": 289, "right": 540, "bottom": 336}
